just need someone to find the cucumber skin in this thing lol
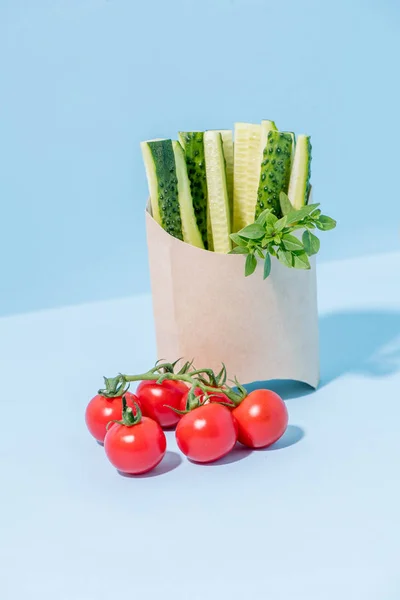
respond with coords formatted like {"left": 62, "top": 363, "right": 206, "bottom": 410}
{"left": 285, "top": 131, "right": 296, "bottom": 168}
{"left": 260, "top": 120, "right": 278, "bottom": 154}
{"left": 172, "top": 141, "right": 204, "bottom": 249}
{"left": 303, "top": 137, "right": 312, "bottom": 206}
{"left": 178, "top": 132, "right": 208, "bottom": 249}
{"left": 255, "top": 131, "right": 293, "bottom": 219}
{"left": 288, "top": 135, "right": 312, "bottom": 209}
{"left": 147, "top": 140, "right": 183, "bottom": 240}
{"left": 217, "top": 130, "right": 234, "bottom": 225}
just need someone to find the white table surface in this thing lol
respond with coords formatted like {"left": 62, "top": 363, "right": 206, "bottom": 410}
{"left": 1, "top": 252, "right": 400, "bottom": 600}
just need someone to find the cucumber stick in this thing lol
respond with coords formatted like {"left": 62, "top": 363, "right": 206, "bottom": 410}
{"left": 141, "top": 139, "right": 183, "bottom": 240}
{"left": 173, "top": 141, "right": 204, "bottom": 248}
{"left": 216, "top": 130, "right": 234, "bottom": 222}
{"left": 233, "top": 123, "right": 261, "bottom": 231}
{"left": 287, "top": 134, "right": 312, "bottom": 209}
{"left": 141, "top": 139, "right": 204, "bottom": 248}
{"left": 178, "top": 132, "right": 208, "bottom": 248}
{"left": 285, "top": 131, "right": 296, "bottom": 169}
{"left": 204, "top": 131, "right": 231, "bottom": 253}
{"left": 255, "top": 131, "right": 293, "bottom": 218}
{"left": 260, "top": 120, "right": 278, "bottom": 155}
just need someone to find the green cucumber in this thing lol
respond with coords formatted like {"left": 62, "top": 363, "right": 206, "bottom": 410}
{"left": 307, "top": 184, "right": 312, "bottom": 205}
{"left": 288, "top": 134, "right": 312, "bottom": 209}
{"left": 285, "top": 131, "right": 296, "bottom": 169}
{"left": 260, "top": 120, "right": 278, "bottom": 155}
{"left": 233, "top": 122, "right": 261, "bottom": 231}
{"left": 216, "top": 130, "right": 234, "bottom": 223}
{"left": 204, "top": 131, "right": 232, "bottom": 253}
{"left": 255, "top": 131, "right": 293, "bottom": 218}
{"left": 141, "top": 139, "right": 183, "bottom": 240}
{"left": 178, "top": 132, "right": 208, "bottom": 248}
{"left": 172, "top": 141, "right": 204, "bottom": 249}
{"left": 141, "top": 138, "right": 204, "bottom": 248}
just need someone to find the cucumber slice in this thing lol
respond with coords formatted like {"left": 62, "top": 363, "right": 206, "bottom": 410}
{"left": 204, "top": 131, "right": 232, "bottom": 253}
{"left": 256, "top": 131, "right": 293, "bottom": 218}
{"left": 216, "top": 130, "right": 234, "bottom": 224}
{"left": 233, "top": 123, "right": 261, "bottom": 231}
{"left": 260, "top": 120, "right": 278, "bottom": 155}
{"left": 141, "top": 139, "right": 183, "bottom": 240}
{"left": 178, "top": 132, "right": 208, "bottom": 248}
{"left": 285, "top": 131, "right": 296, "bottom": 169}
{"left": 288, "top": 134, "right": 312, "bottom": 209}
{"left": 172, "top": 141, "right": 204, "bottom": 249}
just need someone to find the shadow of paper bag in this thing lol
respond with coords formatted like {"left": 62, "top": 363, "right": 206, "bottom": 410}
{"left": 145, "top": 208, "right": 319, "bottom": 388}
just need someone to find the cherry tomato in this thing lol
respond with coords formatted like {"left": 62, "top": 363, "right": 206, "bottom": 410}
{"left": 179, "top": 387, "right": 233, "bottom": 411}
{"left": 104, "top": 414, "right": 166, "bottom": 475}
{"left": 175, "top": 403, "right": 238, "bottom": 463}
{"left": 233, "top": 389, "right": 288, "bottom": 449}
{"left": 136, "top": 379, "right": 188, "bottom": 428}
{"left": 85, "top": 391, "right": 139, "bottom": 443}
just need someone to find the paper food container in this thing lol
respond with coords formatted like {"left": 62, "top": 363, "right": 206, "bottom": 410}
{"left": 145, "top": 203, "right": 319, "bottom": 388}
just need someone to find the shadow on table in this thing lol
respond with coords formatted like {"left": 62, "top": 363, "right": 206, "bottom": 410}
{"left": 196, "top": 444, "right": 252, "bottom": 467}
{"left": 118, "top": 451, "right": 182, "bottom": 478}
{"left": 319, "top": 309, "right": 400, "bottom": 385}
{"left": 243, "top": 309, "right": 400, "bottom": 400}
{"left": 262, "top": 425, "right": 305, "bottom": 450}
{"left": 199, "top": 425, "right": 305, "bottom": 466}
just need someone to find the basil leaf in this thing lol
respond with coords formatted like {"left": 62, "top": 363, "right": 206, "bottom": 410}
{"left": 315, "top": 215, "right": 337, "bottom": 231}
{"left": 265, "top": 225, "right": 275, "bottom": 237}
{"left": 263, "top": 253, "right": 271, "bottom": 279}
{"left": 229, "top": 246, "right": 249, "bottom": 255}
{"left": 255, "top": 209, "right": 272, "bottom": 226}
{"left": 293, "top": 252, "right": 311, "bottom": 270}
{"left": 282, "top": 233, "right": 304, "bottom": 251}
{"left": 230, "top": 232, "right": 247, "bottom": 246}
{"left": 238, "top": 223, "right": 266, "bottom": 240}
{"left": 245, "top": 253, "right": 257, "bottom": 276}
{"left": 277, "top": 249, "right": 293, "bottom": 268}
{"left": 302, "top": 230, "right": 320, "bottom": 255}
{"left": 265, "top": 212, "right": 278, "bottom": 225}
{"left": 285, "top": 203, "right": 321, "bottom": 225}
{"left": 274, "top": 215, "right": 287, "bottom": 232}
{"left": 279, "top": 191, "right": 294, "bottom": 216}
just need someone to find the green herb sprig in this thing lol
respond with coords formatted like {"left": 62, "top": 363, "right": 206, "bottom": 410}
{"left": 229, "top": 192, "right": 336, "bottom": 279}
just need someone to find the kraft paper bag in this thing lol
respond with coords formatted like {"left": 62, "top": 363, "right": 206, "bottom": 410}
{"left": 145, "top": 205, "right": 319, "bottom": 388}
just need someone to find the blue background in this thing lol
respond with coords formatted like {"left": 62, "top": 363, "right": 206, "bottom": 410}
{"left": 1, "top": 0, "right": 399, "bottom": 317}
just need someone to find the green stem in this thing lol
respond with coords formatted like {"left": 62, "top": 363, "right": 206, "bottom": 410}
{"left": 106, "top": 397, "right": 142, "bottom": 430}
{"left": 122, "top": 370, "right": 244, "bottom": 406}
{"left": 123, "top": 372, "right": 158, "bottom": 384}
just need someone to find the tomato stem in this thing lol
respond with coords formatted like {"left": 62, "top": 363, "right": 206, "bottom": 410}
{"left": 99, "top": 361, "right": 247, "bottom": 410}
{"left": 106, "top": 397, "right": 142, "bottom": 430}
{"left": 123, "top": 370, "right": 247, "bottom": 406}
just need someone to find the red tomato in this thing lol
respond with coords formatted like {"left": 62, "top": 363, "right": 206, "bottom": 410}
{"left": 175, "top": 403, "right": 238, "bottom": 463}
{"left": 136, "top": 379, "right": 188, "bottom": 428}
{"left": 179, "top": 387, "right": 233, "bottom": 412}
{"left": 85, "top": 391, "right": 139, "bottom": 443}
{"left": 104, "top": 416, "right": 166, "bottom": 475}
{"left": 233, "top": 389, "right": 288, "bottom": 449}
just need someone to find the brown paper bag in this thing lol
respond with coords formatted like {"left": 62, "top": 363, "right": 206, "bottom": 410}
{"left": 145, "top": 206, "right": 319, "bottom": 388}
